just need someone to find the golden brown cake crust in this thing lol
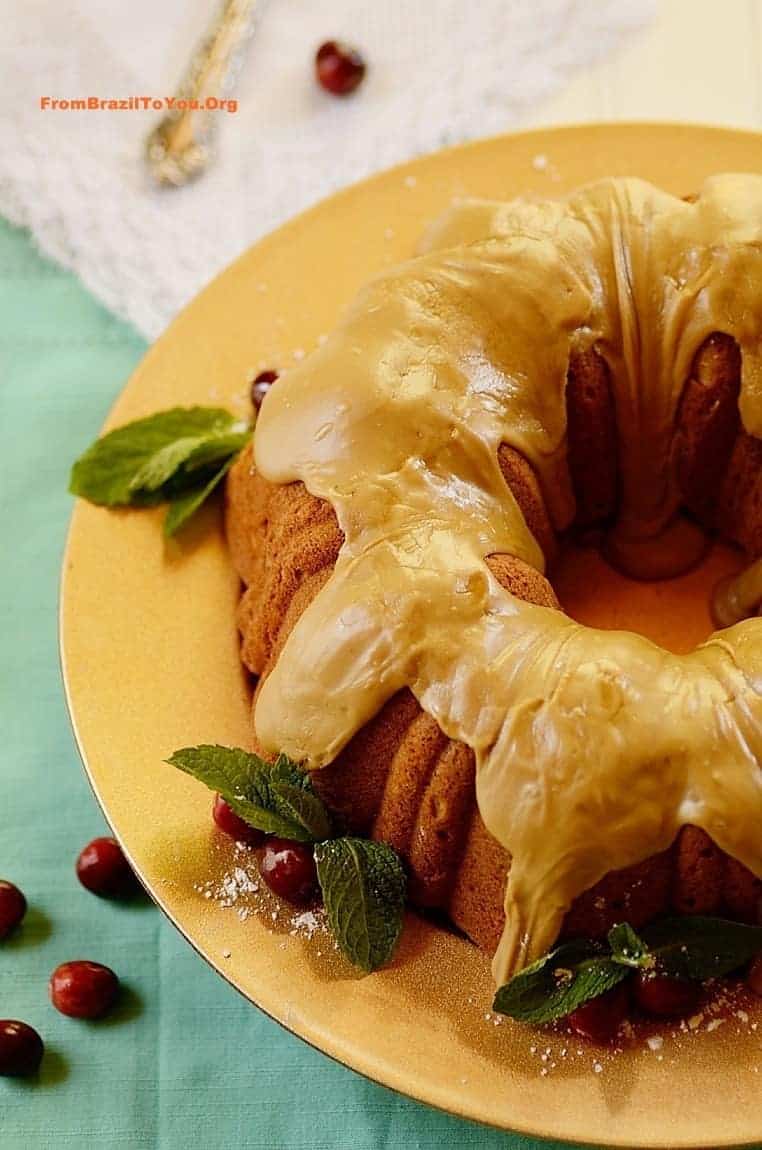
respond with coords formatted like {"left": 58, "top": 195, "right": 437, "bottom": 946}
{"left": 226, "top": 448, "right": 343, "bottom": 676}
{"left": 673, "top": 333, "right": 742, "bottom": 528}
{"left": 496, "top": 445, "right": 557, "bottom": 563}
{"left": 718, "top": 433, "right": 762, "bottom": 557}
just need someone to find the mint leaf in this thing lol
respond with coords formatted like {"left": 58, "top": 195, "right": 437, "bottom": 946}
{"left": 129, "top": 435, "right": 214, "bottom": 494}
{"left": 314, "top": 838, "right": 406, "bottom": 973}
{"left": 167, "top": 745, "right": 332, "bottom": 843}
{"left": 164, "top": 456, "right": 235, "bottom": 537}
{"left": 182, "top": 429, "right": 251, "bottom": 472}
{"left": 492, "top": 940, "right": 630, "bottom": 1024}
{"left": 69, "top": 407, "right": 247, "bottom": 507}
{"left": 243, "top": 753, "right": 331, "bottom": 842}
{"left": 641, "top": 916, "right": 762, "bottom": 980}
{"left": 608, "top": 922, "right": 653, "bottom": 970}
{"left": 494, "top": 914, "right": 762, "bottom": 1025}
{"left": 261, "top": 781, "right": 334, "bottom": 844}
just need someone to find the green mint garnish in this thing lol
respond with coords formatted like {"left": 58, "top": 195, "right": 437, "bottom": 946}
{"left": 314, "top": 837, "right": 406, "bottom": 974}
{"left": 163, "top": 456, "right": 236, "bottom": 538}
{"left": 176, "top": 429, "right": 253, "bottom": 473}
{"left": 641, "top": 916, "right": 762, "bottom": 980}
{"left": 492, "top": 939, "right": 630, "bottom": 1024}
{"left": 494, "top": 914, "right": 762, "bottom": 1024}
{"left": 168, "top": 745, "right": 409, "bottom": 973}
{"left": 608, "top": 922, "right": 654, "bottom": 970}
{"left": 69, "top": 406, "right": 251, "bottom": 534}
{"left": 167, "top": 745, "right": 333, "bottom": 843}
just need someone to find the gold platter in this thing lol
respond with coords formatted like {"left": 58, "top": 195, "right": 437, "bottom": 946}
{"left": 60, "top": 123, "right": 762, "bottom": 1147}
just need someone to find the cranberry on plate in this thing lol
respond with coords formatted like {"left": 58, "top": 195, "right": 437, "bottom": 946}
{"left": 567, "top": 982, "right": 631, "bottom": 1044}
{"left": 259, "top": 838, "right": 319, "bottom": 905}
{"left": 315, "top": 41, "right": 366, "bottom": 96}
{"left": 0, "top": 1021, "right": 44, "bottom": 1077}
{"left": 0, "top": 880, "right": 27, "bottom": 939}
{"left": 633, "top": 971, "right": 701, "bottom": 1018}
{"left": 50, "top": 960, "right": 120, "bottom": 1020}
{"left": 250, "top": 369, "right": 278, "bottom": 412}
{"left": 76, "top": 837, "right": 139, "bottom": 899}
{"left": 212, "top": 794, "right": 264, "bottom": 846}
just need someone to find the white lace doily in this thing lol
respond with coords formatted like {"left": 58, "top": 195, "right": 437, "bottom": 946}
{"left": 0, "top": 0, "right": 655, "bottom": 338}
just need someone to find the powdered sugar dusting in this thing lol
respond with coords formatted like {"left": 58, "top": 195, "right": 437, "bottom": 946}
{"left": 290, "top": 910, "right": 322, "bottom": 939}
{"left": 194, "top": 857, "right": 260, "bottom": 910}
{"left": 193, "top": 845, "right": 331, "bottom": 953}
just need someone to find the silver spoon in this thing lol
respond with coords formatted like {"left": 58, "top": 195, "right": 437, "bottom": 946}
{"left": 145, "top": 0, "right": 257, "bottom": 188}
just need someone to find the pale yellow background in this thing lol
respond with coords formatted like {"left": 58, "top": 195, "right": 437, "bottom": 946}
{"left": 535, "top": 0, "right": 762, "bottom": 131}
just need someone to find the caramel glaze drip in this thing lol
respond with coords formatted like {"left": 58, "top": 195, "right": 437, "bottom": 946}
{"left": 714, "top": 558, "right": 762, "bottom": 626}
{"left": 254, "top": 176, "right": 762, "bottom": 984}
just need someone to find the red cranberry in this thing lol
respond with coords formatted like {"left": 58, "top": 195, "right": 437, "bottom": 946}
{"left": 259, "top": 838, "right": 318, "bottom": 905}
{"left": 0, "top": 881, "right": 27, "bottom": 939}
{"left": 0, "top": 1021, "right": 44, "bottom": 1076}
{"left": 567, "top": 982, "right": 631, "bottom": 1044}
{"left": 633, "top": 971, "right": 701, "bottom": 1018}
{"left": 76, "top": 837, "right": 139, "bottom": 899}
{"left": 250, "top": 369, "right": 278, "bottom": 411}
{"left": 315, "top": 41, "right": 366, "bottom": 96}
{"left": 50, "top": 961, "right": 120, "bottom": 1019}
{"left": 212, "top": 795, "right": 264, "bottom": 846}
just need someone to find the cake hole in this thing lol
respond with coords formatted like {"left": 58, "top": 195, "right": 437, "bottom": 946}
{"left": 551, "top": 538, "right": 744, "bottom": 654}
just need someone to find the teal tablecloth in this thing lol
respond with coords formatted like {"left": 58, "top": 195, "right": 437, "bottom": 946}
{"left": 0, "top": 218, "right": 565, "bottom": 1149}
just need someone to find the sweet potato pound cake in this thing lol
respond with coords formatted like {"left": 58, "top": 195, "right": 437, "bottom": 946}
{"left": 226, "top": 176, "right": 762, "bottom": 987}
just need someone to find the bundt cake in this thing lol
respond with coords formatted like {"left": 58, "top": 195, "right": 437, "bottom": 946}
{"left": 225, "top": 175, "right": 762, "bottom": 986}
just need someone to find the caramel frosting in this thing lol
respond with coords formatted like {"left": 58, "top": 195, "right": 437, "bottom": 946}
{"left": 253, "top": 176, "right": 762, "bottom": 984}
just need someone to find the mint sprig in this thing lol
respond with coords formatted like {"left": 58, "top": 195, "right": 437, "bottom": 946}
{"left": 494, "top": 915, "right": 762, "bottom": 1024}
{"left": 641, "top": 916, "right": 762, "bottom": 980}
{"left": 163, "top": 456, "right": 236, "bottom": 538}
{"left": 69, "top": 406, "right": 251, "bottom": 535}
{"left": 168, "top": 743, "right": 408, "bottom": 973}
{"left": 315, "top": 838, "right": 407, "bottom": 974}
{"left": 167, "top": 745, "right": 333, "bottom": 843}
{"left": 492, "top": 940, "right": 630, "bottom": 1024}
{"left": 608, "top": 922, "right": 654, "bottom": 970}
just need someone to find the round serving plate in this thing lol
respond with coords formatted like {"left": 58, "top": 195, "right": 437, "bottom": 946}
{"left": 60, "top": 123, "right": 762, "bottom": 1148}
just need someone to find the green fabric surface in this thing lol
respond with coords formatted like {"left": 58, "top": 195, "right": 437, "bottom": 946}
{"left": 0, "top": 217, "right": 564, "bottom": 1150}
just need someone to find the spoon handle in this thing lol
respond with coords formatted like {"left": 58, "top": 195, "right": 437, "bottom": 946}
{"left": 145, "top": 0, "right": 257, "bottom": 188}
